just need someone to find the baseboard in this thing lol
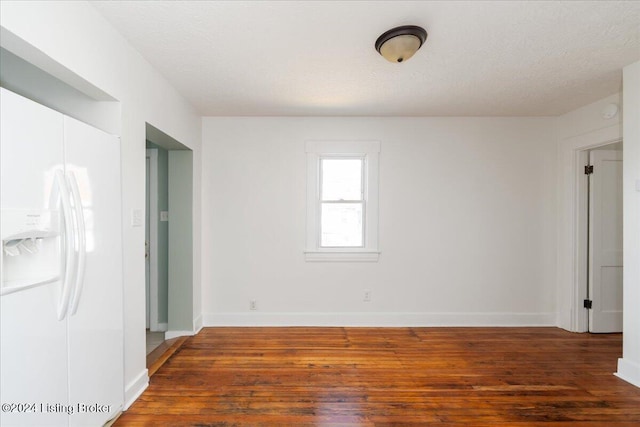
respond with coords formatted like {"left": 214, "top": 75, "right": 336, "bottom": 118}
{"left": 194, "top": 314, "right": 203, "bottom": 334}
{"left": 124, "top": 369, "right": 148, "bottom": 410}
{"left": 165, "top": 330, "right": 195, "bottom": 340}
{"left": 616, "top": 358, "right": 640, "bottom": 388}
{"left": 203, "top": 312, "right": 556, "bottom": 327}
{"left": 157, "top": 323, "right": 168, "bottom": 332}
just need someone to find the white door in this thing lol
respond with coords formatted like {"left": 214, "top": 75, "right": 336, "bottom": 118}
{"left": 64, "top": 116, "right": 124, "bottom": 426}
{"left": 0, "top": 88, "right": 70, "bottom": 426}
{"left": 589, "top": 150, "right": 623, "bottom": 333}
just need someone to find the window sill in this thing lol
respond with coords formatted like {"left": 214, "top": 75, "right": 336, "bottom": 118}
{"left": 304, "top": 251, "right": 380, "bottom": 262}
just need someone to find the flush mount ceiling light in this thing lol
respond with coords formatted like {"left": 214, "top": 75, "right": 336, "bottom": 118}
{"left": 375, "top": 25, "right": 427, "bottom": 63}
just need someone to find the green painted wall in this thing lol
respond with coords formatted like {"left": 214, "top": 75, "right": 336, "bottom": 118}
{"left": 168, "top": 150, "right": 193, "bottom": 331}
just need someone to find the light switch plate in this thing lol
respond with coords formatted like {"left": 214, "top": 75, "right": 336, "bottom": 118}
{"left": 131, "top": 209, "right": 143, "bottom": 227}
{"left": 160, "top": 211, "right": 169, "bottom": 222}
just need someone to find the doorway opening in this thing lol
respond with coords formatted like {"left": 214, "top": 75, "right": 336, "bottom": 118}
{"left": 145, "top": 146, "right": 165, "bottom": 354}
{"left": 144, "top": 123, "right": 194, "bottom": 357}
{"left": 578, "top": 141, "right": 623, "bottom": 333}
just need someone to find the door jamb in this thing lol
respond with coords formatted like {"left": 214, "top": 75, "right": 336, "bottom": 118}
{"left": 146, "top": 148, "right": 160, "bottom": 332}
{"left": 576, "top": 149, "right": 590, "bottom": 332}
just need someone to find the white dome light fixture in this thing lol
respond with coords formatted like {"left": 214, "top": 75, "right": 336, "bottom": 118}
{"left": 601, "top": 103, "right": 619, "bottom": 119}
{"left": 375, "top": 25, "right": 428, "bottom": 63}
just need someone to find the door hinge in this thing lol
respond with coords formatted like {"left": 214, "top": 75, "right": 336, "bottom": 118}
{"left": 583, "top": 299, "right": 593, "bottom": 309}
{"left": 584, "top": 165, "right": 594, "bottom": 175}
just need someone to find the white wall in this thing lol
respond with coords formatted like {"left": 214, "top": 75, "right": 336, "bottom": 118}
{"left": 617, "top": 60, "right": 640, "bottom": 388}
{"left": 557, "top": 93, "right": 623, "bottom": 141}
{"left": 202, "top": 117, "right": 557, "bottom": 326}
{"left": 0, "top": 47, "right": 120, "bottom": 135}
{"left": 0, "top": 1, "right": 202, "bottom": 406}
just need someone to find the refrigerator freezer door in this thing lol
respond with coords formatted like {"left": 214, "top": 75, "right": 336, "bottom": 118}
{"left": 0, "top": 88, "right": 69, "bottom": 426}
{"left": 0, "top": 287, "right": 70, "bottom": 427}
{"left": 63, "top": 115, "right": 124, "bottom": 426}
{"left": 1, "top": 88, "right": 65, "bottom": 293}
{"left": 0, "top": 88, "right": 64, "bottom": 217}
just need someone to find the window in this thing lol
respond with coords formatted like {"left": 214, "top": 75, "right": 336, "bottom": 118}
{"left": 320, "top": 157, "right": 364, "bottom": 247}
{"left": 305, "top": 141, "right": 380, "bottom": 262}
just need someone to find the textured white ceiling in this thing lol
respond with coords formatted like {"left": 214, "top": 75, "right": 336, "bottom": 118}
{"left": 91, "top": 1, "right": 640, "bottom": 116}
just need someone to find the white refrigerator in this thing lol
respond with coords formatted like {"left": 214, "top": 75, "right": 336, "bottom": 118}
{"left": 0, "top": 88, "right": 124, "bottom": 426}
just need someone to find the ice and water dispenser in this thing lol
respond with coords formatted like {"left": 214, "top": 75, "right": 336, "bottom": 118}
{"left": 1, "top": 209, "right": 61, "bottom": 295}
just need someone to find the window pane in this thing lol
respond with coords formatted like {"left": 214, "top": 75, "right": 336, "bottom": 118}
{"left": 321, "top": 158, "right": 362, "bottom": 201}
{"left": 320, "top": 203, "right": 363, "bottom": 247}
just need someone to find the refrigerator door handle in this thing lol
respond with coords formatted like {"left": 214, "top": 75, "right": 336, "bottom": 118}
{"left": 68, "top": 172, "right": 87, "bottom": 316}
{"left": 55, "top": 170, "right": 76, "bottom": 321}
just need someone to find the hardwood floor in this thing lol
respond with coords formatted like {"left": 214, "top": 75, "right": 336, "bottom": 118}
{"left": 146, "top": 336, "right": 189, "bottom": 377}
{"left": 116, "top": 327, "right": 640, "bottom": 426}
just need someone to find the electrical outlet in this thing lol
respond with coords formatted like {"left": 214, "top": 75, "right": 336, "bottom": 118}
{"left": 250, "top": 300, "right": 257, "bottom": 311}
{"left": 364, "top": 290, "right": 372, "bottom": 302}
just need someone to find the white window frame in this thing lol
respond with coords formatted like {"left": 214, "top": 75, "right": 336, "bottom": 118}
{"left": 305, "top": 140, "right": 380, "bottom": 262}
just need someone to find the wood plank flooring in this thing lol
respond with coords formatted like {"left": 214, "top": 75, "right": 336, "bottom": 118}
{"left": 147, "top": 336, "right": 189, "bottom": 377}
{"left": 116, "top": 327, "right": 640, "bottom": 426}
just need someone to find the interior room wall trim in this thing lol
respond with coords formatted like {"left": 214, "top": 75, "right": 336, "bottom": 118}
{"left": 123, "top": 369, "right": 148, "bottom": 410}
{"left": 203, "top": 312, "right": 556, "bottom": 327}
{"left": 194, "top": 314, "right": 204, "bottom": 334}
